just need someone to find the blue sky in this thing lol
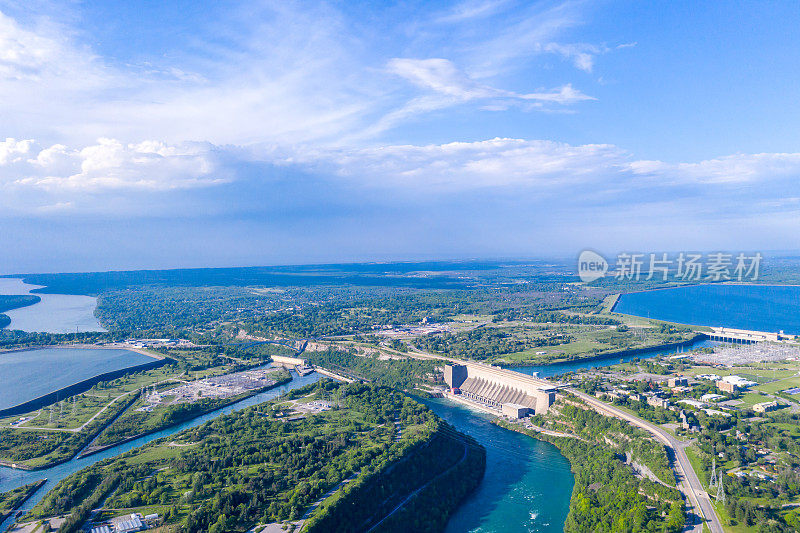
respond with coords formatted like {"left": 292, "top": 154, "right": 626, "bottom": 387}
{"left": 1, "top": 0, "right": 799, "bottom": 272}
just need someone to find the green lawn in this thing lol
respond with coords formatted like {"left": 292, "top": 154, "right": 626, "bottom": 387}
{"left": 738, "top": 392, "right": 772, "bottom": 407}
{"left": 755, "top": 375, "right": 800, "bottom": 394}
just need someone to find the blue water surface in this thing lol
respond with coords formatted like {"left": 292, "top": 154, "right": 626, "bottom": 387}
{"left": 614, "top": 284, "right": 800, "bottom": 334}
{"left": 0, "top": 348, "right": 155, "bottom": 411}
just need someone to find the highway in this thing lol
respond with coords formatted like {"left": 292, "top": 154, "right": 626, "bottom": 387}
{"left": 569, "top": 388, "right": 724, "bottom": 533}
{"left": 335, "top": 340, "right": 724, "bottom": 532}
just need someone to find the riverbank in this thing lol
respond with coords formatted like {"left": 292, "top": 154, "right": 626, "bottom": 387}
{"left": 496, "top": 411, "right": 686, "bottom": 533}
{"left": 511, "top": 334, "right": 714, "bottom": 378}
{"left": 0, "top": 480, "right": 46, "bottom": 524}
{"left": 0, "top": 391, "right": 143, "bottom": 472}
{"left": 0, "top": 371, "right": 321, "bottom": 533}
{"left": 508, "top": 333, "right": 707, "bottom": 369}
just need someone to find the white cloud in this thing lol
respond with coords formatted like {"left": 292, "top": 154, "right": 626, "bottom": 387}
{"left": 0, "top": 137, "right": 33, "bottom": 164}
{"left": 319, "top": 137, "right": 622, "bottom": 190}
{"left": 435, "top": 0, "right": 515, "bottom": 23}
{"left": 630, "top": 153, "right": 800, "bottom": 184}
{"left": 389, "top": 58, "right": 593, "bottom": 105}
{"left": 1, "top": 138, "right": 224, "bottom": 193}
{"left": 542, "top": 42, "right": 635, "bottom": 73}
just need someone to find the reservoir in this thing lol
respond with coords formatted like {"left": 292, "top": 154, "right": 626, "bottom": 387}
{"left": 0, "top": 278, "right": 105, "bottom": 334}
{"left": 0, "top": 348, "right": 157, "bottom": 412}
{"left": 614, "top": 284, "right": 800, "bottom": 335}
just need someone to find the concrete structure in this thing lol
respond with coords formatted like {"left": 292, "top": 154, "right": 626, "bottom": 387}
{"left": 443, "top": 363, "right": 556, "bottom": 415}
{"left": 502, "top": 403, "right": 531, "bottom": 419}
{"left": 679, "top": 410, "right": 697, "bottom": 431}
{"left": 717, "top": 380, "right": 737, "bottom": 393}
{"left": 753, "top": 401, "right": 779, "bottom": 413}
{"left": 443, "top": 364, "right": 468, "bottom": 391}
{"left": 678, "top": 399, "right": 705, "bottom": 409}
{"left": 721, "top": 375, "right": 757, "bottom": 388}
{"left": 112, "top": 514, "right": 145, "bottom": 533}
{"left": 647, "top": 395, "right": 669, "bottom": 409}
{"left": 668, "top": 377, "right": 688, "bottom": 388}
{"left": 271, "top": 355, "right": 307, "bottom": 367}
{"left": 708, "top": 327, "right": 796, "bottom": 343}
{"left": 701, "top": 393, "right": 725, "bottom": 402}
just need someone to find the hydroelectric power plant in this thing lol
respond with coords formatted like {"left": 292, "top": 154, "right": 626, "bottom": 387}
{"left": 443, "top": 362, "right": 557, "bottom": 418}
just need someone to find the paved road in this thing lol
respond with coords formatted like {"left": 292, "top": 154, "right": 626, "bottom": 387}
{"left": 570, "top": 388, "right": 724, "bottom": 533}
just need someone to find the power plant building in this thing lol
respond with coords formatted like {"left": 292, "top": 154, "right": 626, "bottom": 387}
{"left": 443, "top": 363, "right": 556, "bottom": 417}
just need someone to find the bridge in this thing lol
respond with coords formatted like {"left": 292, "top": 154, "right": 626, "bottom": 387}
{"left": 443, "top": 362, "right": 557, "bottom": 418}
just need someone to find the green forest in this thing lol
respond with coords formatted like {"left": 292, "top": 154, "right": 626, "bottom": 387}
{"left": 27, "top": 382, "right": 484, "bottom": 533}
{"left": 503, "top": 397, "right": 685, "bottom": 533}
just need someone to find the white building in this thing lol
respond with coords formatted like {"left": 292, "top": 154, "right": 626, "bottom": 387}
{"left": 721, "top": 375, "right": 757, "bottom": 388}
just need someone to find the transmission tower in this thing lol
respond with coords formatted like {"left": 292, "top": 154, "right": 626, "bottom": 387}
{"left": 709, "top": 458, "right": 717, "bottom": 488}
{"left": 716, "top": 474, "right": 726, "bottom": 504}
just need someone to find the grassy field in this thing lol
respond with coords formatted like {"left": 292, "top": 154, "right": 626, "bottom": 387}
{"left": 0, "top": 359, "right": 256, "bottom": 432}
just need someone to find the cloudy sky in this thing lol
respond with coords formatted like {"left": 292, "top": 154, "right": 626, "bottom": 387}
{"left": 2, "top": 0, "right": 799, "bottom": 273}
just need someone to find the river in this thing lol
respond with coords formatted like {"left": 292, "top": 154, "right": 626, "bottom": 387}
{"left": 0, "top": 369, "right": 575, "bottom": 533}
{"left": 512, "top": 337, "right": 721, "bottom": 378}
{"left": 0, "top": 278, "right": 105, "bottom": 334}
{"left": 0, "top": 371, "right": 321, "bottom": 532}
{"left": 423, "top": 398, "right": 573, "bottom": 533}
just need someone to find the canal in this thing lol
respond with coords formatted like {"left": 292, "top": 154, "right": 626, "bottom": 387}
{"left": 0, "top": 371, "right": 321, "bottom": 532}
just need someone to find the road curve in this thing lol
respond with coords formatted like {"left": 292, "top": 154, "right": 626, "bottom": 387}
{"left": 569, "top": 388, "right": 724, "bottom": 533}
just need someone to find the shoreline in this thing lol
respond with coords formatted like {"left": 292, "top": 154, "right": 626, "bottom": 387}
{"left": 0, "top": 479, "right": 47, "bottom": 523}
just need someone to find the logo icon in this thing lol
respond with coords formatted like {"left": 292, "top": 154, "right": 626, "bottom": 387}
{"left": 578, "top": 250, "right": 608, "bottom": 282}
